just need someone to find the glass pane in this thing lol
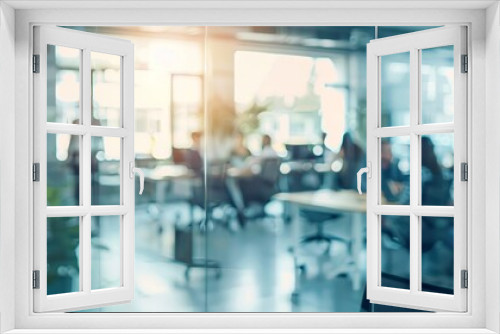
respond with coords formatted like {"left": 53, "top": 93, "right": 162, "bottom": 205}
{"left": 421, "top": 134, "right": 454, "bottom": 206}
{"left": 381, "top": 52, "right": 410, "bottom": 127}
{"left": 91, "top": 52, "right": 121, "bottom": 127}
{"left": 206, "top": 40, "right": 358, "bottom": 312}
{"left": 377, "top": 26, "right": 440, "bottom": 38}
{"left": 47, "top": 133, "right": 80, "bottom": 206}
{"left": 91, "top": 137, "right": 121, "bottom": 205}
{"left": 47, "top": 45, "right": 81, "bottom": 124}
{"left": 421, "top": 216, "right": 454, "bottom": 295}
{"left": 171, "top": 75, "right": 204, "bottom": 149}
{"left": 68, "top": 25, "right": 454, "bottom": 313}
{"left": 421, "top": 45, "right": 454, "bottom": 124}
{"left": 380, "top": 137, "right": 410, "bottom": 205}
{"left": 72, "top": 26, "right": 209, "bottom": 313}
{"left": 381, "top": 215, "right": 410, "bottom": 290}
{"left": 47, "top": 216, "right": 80, "bottom": 295}
{"left": 91, "top": 216, "right": 121, "bottom": 290}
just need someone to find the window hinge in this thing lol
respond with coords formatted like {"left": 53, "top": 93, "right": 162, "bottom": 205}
{"left": 461, "top": 54, "right": 468, "bottom": 73}
{"left": 461, "top": 270, "right": 468, "bottom": 289}
{"left": 33, "top": 54, "right": 40, "bottom": 73}
{"left": 33, "top": 270, "right": 40, "bottom": 289}
{"left": 461, "top": 162, "right": 468, "bottom": 181}
{"left": 33, "top": 163, "right": 40, "bottom": 182}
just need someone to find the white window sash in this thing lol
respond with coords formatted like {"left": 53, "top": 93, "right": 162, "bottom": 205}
{"left": 32, "top": 25, "right": 136, "bottom": 313}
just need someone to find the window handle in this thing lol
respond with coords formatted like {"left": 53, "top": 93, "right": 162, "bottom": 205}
{"left": 129, "top": 162, "right": 144, "bottom": 195}
{"left": 357, "top": 162, "right": 371, "bottom": 195}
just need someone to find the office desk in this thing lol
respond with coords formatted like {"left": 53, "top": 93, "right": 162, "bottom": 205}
{"left": 280, "top": 161, "right": 332, "bottom": 174}
{"left": 142, "top": 165, "right": 198, "bottom": 226}
{"left": 144, "top": 164, "right": 196, "bottom": 181}
{"left": 274, "top": 189, "right": 367, "bottom": 300}
{"left": 143, "top": 165, "right": 197, "bottom": 203}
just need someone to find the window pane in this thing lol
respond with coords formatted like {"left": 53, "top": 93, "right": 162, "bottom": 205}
{"left": 381, "top": 215, "right": 410, "bottom": 290}
{"left": 91, "top": 216, "right": 121, "bottom": 290}
{"left": 421, "top": 216, "right": 454, "bottom": 295}
{"left": 66, "top": 25, "right": 461, "bottom": 313}
{"left": 47, "top": 133, "right": 80, "bottom": 206}
{"left": 380, "top": 137, "right": 410, "bottom": 205}
{"left": 47, "top": 217, "right": 80, "bottom": 295}
{"left": 421, "top": 134, "right": 454, "bottom": 206}
{"left": 91, "top": 137, "right": 121, "bottom": 205}
{"left": 91, "top": 52, "right": 121, "bottom": 127}
{"left": 421, "top": 45, "right": 454, "bottom": 124}
{"left": 171, "top": 75, "right": 204, "bottom": 149}
{"left": 47, "top": 45, "right": 81, "bottom": 124}
{"left": 381, "top": 52, "right": 410, "bottom": 127}
{"left": 377, "top": 26, "right": 440, "bottom": 38}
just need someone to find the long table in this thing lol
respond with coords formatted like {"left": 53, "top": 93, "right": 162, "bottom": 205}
{"left": 274, "top": 189, "right": 367, "bottom": 301}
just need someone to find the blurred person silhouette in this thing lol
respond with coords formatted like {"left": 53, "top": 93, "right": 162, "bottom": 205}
{"left": 68, "top": 118, "right": 102, "bottom": 205}
{"left": 185, "top": 130, "right": 233, "bottom": 228}
{"left": 229, "top": 131, "right": 251, "bottom": 168}
{"left": 387, "top": 136, "right": 453, "bottom": 263}
{"left": 421, "top": 136, "right": 450, "bottom": 206}
{"left": 183, "top": 131, "right": 204, "bottom": 174}
{"left": 420, "top": 136, "right": 454, "bottom": 252}
{"left": 226, "top": 134, "right": 280, "bottom": 226}
{"left": 334, "top": 133, "right": 366, "bottom": 191}
{"left": 233, "top": 134, "right": 278, "bottom": 170}
{"left": 260, "top": 134, "right": 278, "bottom": 158}
{"left": 190, "top": 131, "right": 203, "bottom": 153}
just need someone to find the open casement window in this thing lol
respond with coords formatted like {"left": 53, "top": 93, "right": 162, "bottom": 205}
{"left": 33, "top": 26, "right": 140, "bottom": 312}
{"left": 364, "top": 26, "right": 467, "bottom": 312}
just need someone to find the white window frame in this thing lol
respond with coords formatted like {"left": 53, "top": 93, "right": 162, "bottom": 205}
{"left": 0, "top": 2, "right": 498, "bottom": 333}
{"left": 33, "top": 25, "right": 136, "bottom": 313}
{"left": 366, "top": 26, "right": 468, "bottom": 312}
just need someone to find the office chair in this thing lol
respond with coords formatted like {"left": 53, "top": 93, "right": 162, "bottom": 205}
{"left": 238, "top": 157, "right": 282, "bottom": 222}
{"left": 299, "top": 210, "right": 348, "bottom": 248}
{"left": 289, "top": 169, "right": 349, "bottom": 251}
{"left": 189, "top": 160, "right": 233, "bottom": 230}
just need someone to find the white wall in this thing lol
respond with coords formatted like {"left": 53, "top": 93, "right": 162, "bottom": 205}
{"left": 0, "top": 2, "right": 16, "bottom": 333}
{"left": 7, "top": 6, "right": 492, "bottom": 331}
{"left": 485, "top": 2, "right": 500, "bottom": 332}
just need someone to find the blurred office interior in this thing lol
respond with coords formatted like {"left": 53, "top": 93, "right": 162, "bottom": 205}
{"left": 45, "top": 26, "right": 455, "bottom": 312}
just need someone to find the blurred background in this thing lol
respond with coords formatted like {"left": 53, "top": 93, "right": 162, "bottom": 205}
{"left": 45, "top": 26, "right": 455, "bottom": 312}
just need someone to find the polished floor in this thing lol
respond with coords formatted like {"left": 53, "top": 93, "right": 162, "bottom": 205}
{"left": 82, "top": 200, "right": 370, "bottom": 312}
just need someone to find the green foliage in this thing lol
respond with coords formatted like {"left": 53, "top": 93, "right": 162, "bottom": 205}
{"left": 46, "top": 186, "right": 80, "bottom": 286}
{"left": 236, "top": 100, "right": 269, "bottom": 135}
{"left": 207, "top": 95, "right": 236, "bottom": 136}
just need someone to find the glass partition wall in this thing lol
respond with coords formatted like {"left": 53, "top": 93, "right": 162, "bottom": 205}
{"left": 44, "top": 26, "right": 453, "bottom": 312}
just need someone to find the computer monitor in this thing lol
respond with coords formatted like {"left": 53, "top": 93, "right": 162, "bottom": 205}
{"left": 285, "top": 144, "right": 322, "bottom": 160}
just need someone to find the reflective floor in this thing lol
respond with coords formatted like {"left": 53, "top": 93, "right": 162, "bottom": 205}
{"left": 82, "top": 201, "right": 367, "bottom": 312}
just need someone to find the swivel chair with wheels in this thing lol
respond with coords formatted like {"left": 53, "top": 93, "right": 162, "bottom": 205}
{"left": 299, "top": 210, "right": 348, "bottom": 248}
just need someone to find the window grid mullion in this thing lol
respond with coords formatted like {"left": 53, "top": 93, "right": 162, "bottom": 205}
{"left": 373, "top": 205, "right": 455, "bottom": 216}
{"left": 373, "top": 124, "right": 454, "bottom": 138}
{"left": 409, "top": 47, "right": 420, "bottom": 294}
{"left": 46, "top": 123, "right": 129, "bottom": 137}
{"left": 82, "top": 48, "right": 92, "bottom": 294}
{"left": 89, "top": 205, "right": 129, "bottom": 216}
